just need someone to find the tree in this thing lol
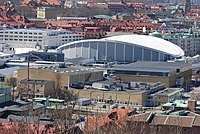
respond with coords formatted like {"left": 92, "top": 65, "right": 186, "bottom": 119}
{"left": 6, "top": 76, "right": 17, "bottom": 100}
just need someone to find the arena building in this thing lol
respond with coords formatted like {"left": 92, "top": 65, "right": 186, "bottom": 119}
{"left": 57, "top": 35, "right": 184, "bottom": 62}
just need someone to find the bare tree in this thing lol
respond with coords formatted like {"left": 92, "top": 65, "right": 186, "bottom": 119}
{"left": 6, "top": 76, "right": 17, "bottom": 100}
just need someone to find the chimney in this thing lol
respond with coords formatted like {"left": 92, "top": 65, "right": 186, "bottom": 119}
{"left": 188, "top": 100, "right": 197, "bottom": 112}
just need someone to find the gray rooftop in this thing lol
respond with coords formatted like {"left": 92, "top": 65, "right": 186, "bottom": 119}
{"left": 30, "top": 65, "right": 102, "bottom": 76}
{"left": 109, "top": 61, "right": 191, "bottom": 73}
{"left": 154, "top": 88, "right": 183, "bottom": 96}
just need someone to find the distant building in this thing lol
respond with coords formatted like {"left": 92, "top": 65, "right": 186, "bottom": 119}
{"left": 185, "top": 0, "right": 191, "bottom": 13}
{"left": 0, "top": 28, "right": 84, "bottom": 50}
{"left": 37, "top": 7, "right": 57, "bottom": 19}
{"left": 162, "top": 99, "right": 200, "bottom": 113}
{"left": 0, "top": 86, "right": 11, "bottom": 104}
{"left": 150, "top": 32, "right": 200, "bottom": 56}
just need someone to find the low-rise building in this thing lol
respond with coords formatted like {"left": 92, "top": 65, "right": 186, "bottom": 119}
{"left": 19, "top": 79, "right": 54, "bottom": 99}
{"left": 162, "top": 99, "right": 200, "bottom": 113}
{"left": 17, "top": 66, "right": 104, "bottom": 89}
{"left": 37, "top": 7, "right": 57, "bottom": 19}
{"left": 107, "top": 61, "right": 192, "bottom": 88}
{"left": 0, "top": 86, "right": 11, "bottom": 104}
{"left": 70, "top": 82, "right": 165, "bottom": 106}
{"left": 152, "top": 88, "right": 184, "bottom": 105}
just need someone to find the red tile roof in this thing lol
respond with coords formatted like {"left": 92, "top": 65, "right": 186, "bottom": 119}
{"left": 22, "top": 0, "right": 61, "bottom": 6}
{"left": 86, "top": 108, "right": 134, "bottom": 132}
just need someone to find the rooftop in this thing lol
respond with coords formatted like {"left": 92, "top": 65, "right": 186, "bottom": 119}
{"left": 57, "top": 34, "right": 184, "bottom": 57}
{"left": 153, "top": 88, "right": 183, "bottom": 96}
{"left": 162, "top": 100, "right": 200, "bottom": 109}
{"left": 109, "top": 61, "right": 191, "bottom": 74}
{"left": 29, "top": 65, "right": 101, "bottom": 76}
{"left": 150, "top": 32, "right": 200, "bottom": 39}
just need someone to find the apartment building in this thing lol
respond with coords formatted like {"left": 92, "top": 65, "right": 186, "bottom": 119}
{"left": 0, "top": 28, "right": 84, "bottom": 50}
{"left": 150, "top": 32, "right": 200, "bottom": 56}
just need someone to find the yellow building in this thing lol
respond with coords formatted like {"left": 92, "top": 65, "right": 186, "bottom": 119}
{"left": 17, "top": 67, "right": 104, "bottom": 89}
{"left": 19, "top": 79, "right": 54, "bottom": 99}
{"left": 107, "top": 61, "right": 192, "bottom": 87}
{"left": 153, "top": 88, "right": 184, "bottom": 105}
{"left": 37, "top": 7, "right": 57, "bottom": 19}
{"left": 70, "top": 83, "right": 165, "bottom": 106}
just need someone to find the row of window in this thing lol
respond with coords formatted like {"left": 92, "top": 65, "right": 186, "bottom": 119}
{"left": 62, "top": 35, "right": 83, "bottom": 38}
{"left": 1, "top": 35, "right": 42, "bottom": 38}
{"left": 3, "top": 38, "right": 42, "bottom": 42}
{"left": 2, "top": 31, "right": 43, "bottom": 35}
{"left": 62, "top": 38, "right": 80, "bottom": 42}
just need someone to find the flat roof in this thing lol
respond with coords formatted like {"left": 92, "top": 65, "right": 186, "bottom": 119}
{"left": 18, "top": 66, "right": 102, "bottom": 76}
{"left": 1, "top": 28, "right": 70, "bottom": 33}
{"left": 154, "top": 88, "right": 183, "bottom": 96}
{"left": 109, "top": 61, "right": 191, "bottom": 73}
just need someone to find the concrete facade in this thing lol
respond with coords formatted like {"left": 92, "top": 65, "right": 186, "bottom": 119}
{"left": 17, "top": 68, "right": 104, "bottom": 88}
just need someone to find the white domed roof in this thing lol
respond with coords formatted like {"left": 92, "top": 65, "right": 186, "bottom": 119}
{"left": 103, "top": 34, "right": 184, "bottom": 57}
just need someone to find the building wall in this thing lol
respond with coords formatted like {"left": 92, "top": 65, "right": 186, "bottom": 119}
{"left": 164, "top": 37, "right": 200, "bottom": 56}
{"left": 37, "top": 7, "right": 57, "bottom": 19}
{"left": 19, "top": 81, "right": 55, "bottom": 98}
{"left": 70, "top": 89, "right": 146, "bottom": 106}
{"left": 0, "top": 87, "right": 11, "bottom": 103}
{"left": 115, "top": 75, "right": 170, "bottom": 87}
{"left": 0, "top": 29, "right": 84, "bottom": 49}
{"left": 17, "top": 69, "right": 104, "bottom": 87}
{"left": 60, "top": 40, "right": 173, "bottom": 62}
{"left": 17, "top": 69, "right": 69, "bottom": 87}
{"left": 113, "top": 69, "right": 192, "bottom": 87}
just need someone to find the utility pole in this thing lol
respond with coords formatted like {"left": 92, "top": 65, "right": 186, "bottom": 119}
{"left": 27, "top": 52, "right": 30, "bottom": 81}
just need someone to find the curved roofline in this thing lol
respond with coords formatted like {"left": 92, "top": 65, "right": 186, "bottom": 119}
{"left": 57, "top": 35, "right": 184, "bottom": 57}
